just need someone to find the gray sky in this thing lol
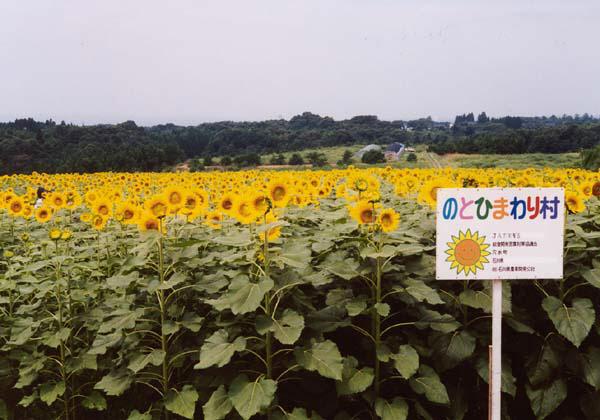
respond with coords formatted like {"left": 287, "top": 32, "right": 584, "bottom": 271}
{"left": 1, "top": 0, "right": 599, "bottom": 126}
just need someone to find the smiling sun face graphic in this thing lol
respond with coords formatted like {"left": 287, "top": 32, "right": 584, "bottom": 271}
{"left": 445, "top": 229, "right": 490, "bottom": 276}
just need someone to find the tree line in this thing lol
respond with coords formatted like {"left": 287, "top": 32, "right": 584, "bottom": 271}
{"left": 0, "top": 113, "right": 599, "bottom": 174}
{"left": 428, "top": 124, "right": 600, "bottom": 155}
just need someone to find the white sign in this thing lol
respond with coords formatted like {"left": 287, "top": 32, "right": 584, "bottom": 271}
{"left": 436, "top": 188, "right": 564, "bottom": 280}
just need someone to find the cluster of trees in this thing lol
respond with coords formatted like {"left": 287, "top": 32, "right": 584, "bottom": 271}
{"left": 147, "top": 113, "right": 419, "bottom": 159}
{"left": 453, "top": 112, "right": 599, "bottom": 128}
{"left": 361, "top": 150, "right": 385, "bottom": 164}
{"left": 429, "top": 124, "right": 600, "bottom": 155}
{"left": 1, "top": 112, "right": 599, "bottom": 174}
{"left": 0, "top": 119, "right": 182, "bottom": 174}
{"left": 189, "top": 151, "right": 334, "bottom": 171}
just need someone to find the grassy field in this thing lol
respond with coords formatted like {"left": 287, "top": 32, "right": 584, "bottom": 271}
{"left": 439, "top": 152, "right": 581, "bottom": 169}
{"left": 261, "top": 144, "right": 431, "bottom": 169}
{"left": 198, "top": 145, "right": 582, "bottom": 171}
{"left": 263, "top": 144, "right": 364, "bottom": 164}
{"left": 265, "top": 146, "right": 582, "bottom": 169}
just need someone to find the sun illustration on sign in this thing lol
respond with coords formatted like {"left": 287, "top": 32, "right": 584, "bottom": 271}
{"left": 445, "top": 229, "right": 491, "bottom": 276}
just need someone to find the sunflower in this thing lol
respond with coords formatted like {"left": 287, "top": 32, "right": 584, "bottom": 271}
{"left": 593, "top": 181, "right": 600, "bottom": 197}
{"left": 218, "top": 193, "right": 235, "bottom": 215}
{"left": 48, "top": 192, "right": 67, "bottom": 209}
{"left": 164, "top": 186, "right": 185, "bottom": 213}
{"left": 378, "top": 208, "right": 400, "bottom": 233}
{"left": 566, "top": 191, "right": 585, "bottom": 213}
{"left": 34, "top": 206, "right": 53, "bottom": 223}
{"left": 93, "top": 199, "right": 112, "bottom": 218}
{"left": 258, "top": 214, "right": 282, "bottom": 242}
{"left": 347, "top": 172, "right": 380, "bottom": 197}
{"left": 2, "top": 191, "right": 15, "bottom": 208}
{"left": 145, "top": 194, "right": 168, "bottom": 218}
{"left": 179, "top": 192, "right": 198, "bottom": 216}
{"left": 91, "top": 214, "right": 108, "bottom": 231}
{"left": 8, "top": 196, "right": 24, "bottom": 216}
{"left": 205, "top": 210, "right": 223, "bottom": 230}
{"left": 21, "top": 204, "right": 33, "bottom": 219}
{"left": 115, "top": 201, "right": 140, "bottom": 224}
{"left": 288, "top": 193, "right": 307, "bottom": 207}
{"left": 348, "top": 200, "right": 378, "bottom": 225}
{"left": 250, "top": 193, "right": 269, "bottom": 214}
{"left": 234, "top": 199, "right": 257, "bottom": 224}
{"left": 268, "top": 179, "right": 290, "bottom": 207}
{"left": 418, "top": 179, "right": 448, "bottom": 208}
{"left": 3, "top": 250, "right": 14, "bottom": 259}
{"left": 579, "top": 182, "right": 594, "bottom": 198}
{"left": 138, "top": 212, "right": 161, "bottom": 232}
{"left": 85, "top": 190, "right": 100, "bottom": 204}
{"left": 193, "top": 189, "right": 210, "bottom": 212}
{"left": 49, "top": 229, "right": 62, "bottom": 240}
{"left": 61, "top": 230, "right": 72, "bottom": 240}
{"left": 65, "top": 191, "right": 82, "bottom": 210}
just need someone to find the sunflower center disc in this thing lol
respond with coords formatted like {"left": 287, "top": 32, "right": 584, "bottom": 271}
{"left": 454, "top": 238, "right": 481, "bottom": 267}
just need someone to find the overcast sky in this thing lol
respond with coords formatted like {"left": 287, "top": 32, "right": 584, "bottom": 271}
{"left": 1, "top": 0, "right": 599, "bottom": 126}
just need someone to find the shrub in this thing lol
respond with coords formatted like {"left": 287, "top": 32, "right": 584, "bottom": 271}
{"left": 288, "top": 153, "right": 305, "bottom": 165}
{"left": 270, "top": 154, "right": 286, "bottom": 165}
{"left": 306, "top": 152, "right": 328, "bottom": 167}
{"left": 361, "top": 150, "right": 385, "bottom": 164}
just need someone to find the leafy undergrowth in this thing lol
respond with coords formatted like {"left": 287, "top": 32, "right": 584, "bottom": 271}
{"left": 1, "top": 198, "right": 600, "bottom": 419}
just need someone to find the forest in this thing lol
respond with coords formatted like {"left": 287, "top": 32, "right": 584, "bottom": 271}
{"left": 0, "top": 113, "right": 599, "bottom": 174}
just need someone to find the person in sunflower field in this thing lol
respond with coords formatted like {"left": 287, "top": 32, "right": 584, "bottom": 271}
{"left": 34, "top": 187, "right": 48, "bottom": 209}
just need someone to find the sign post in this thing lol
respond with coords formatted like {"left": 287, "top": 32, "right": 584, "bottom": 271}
{"left": 436, "top": 188, "right": 564, "bottom": 420}
{"left": 491, "top": 279, "right": 502, "bottom": 420}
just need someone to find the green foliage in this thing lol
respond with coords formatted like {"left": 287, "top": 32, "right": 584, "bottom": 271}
{"left": 406, "top": 152, "right": 417, "bottom": 162}
{"left": 375, "top": 397, "right": 409, "bottom": 420}
{"left": 189, "top": 158, "right": 205, "bottom": 172}
{"left": 270, "top": 154, "right": 286, "bottom": 165}
{"left": 0, "top": 120, "right": 183, "bottom": 174}
{"left": 220, "top": 155, "right": 233, "bottom": 166}
{"left": 203, "top": 385, "right": 232, "bottom": 420}
{"left": 3, "top": 115, "right": 600, "bottom": 174}
{"left": 288, "top": 153, "right": 305, "bottom": 165}
{"left": 542, "top": 296, "right": 595, "bottom": 348}
{"left": 305, "top": 152, "right": 328, "bottom": 167}
{"left": 164, "top": 385, "right": 199, "bottom": 419}
{"left": 581, "top": 144, "right": 600, "bottom": 170}
{"left": 430, "top": 124, "right": 600, "bottom": 155}
{"left": 2, "top": 195, "right": 600, "bottom": 419}
{"left": 342, "top": 150, "right": 354, "bottom": 164}
{"left": 362, "top": 149, "right": 386, "bottom": 164}
{"left": 233, "top": 153, "right": 262, "bottom": 167}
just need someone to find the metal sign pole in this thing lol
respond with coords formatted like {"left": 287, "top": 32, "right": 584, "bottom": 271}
{"left": 491, "top": 278, "right": 502, "bottom": 420}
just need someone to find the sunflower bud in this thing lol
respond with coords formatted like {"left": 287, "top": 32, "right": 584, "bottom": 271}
{"left": 2, "top": 250, "right": 14, "bottom": 259}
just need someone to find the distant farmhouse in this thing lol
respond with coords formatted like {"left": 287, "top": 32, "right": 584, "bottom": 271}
{"left": 384, "top": 142, "right": 405, "bottom": 161}
{"left": 354, "top": 142, "right": 407, "bottom": 162}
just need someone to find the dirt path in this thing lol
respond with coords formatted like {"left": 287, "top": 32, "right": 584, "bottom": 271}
{"left": 425, "top": 152, "right": 443, "bottom": 169}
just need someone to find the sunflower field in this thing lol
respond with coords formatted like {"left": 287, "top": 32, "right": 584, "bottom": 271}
{"left": 1, "top": 167, "right": 600, "bottom": 420}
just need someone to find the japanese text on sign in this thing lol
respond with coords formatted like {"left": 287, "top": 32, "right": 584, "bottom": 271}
{"left": 436, "top": 188, "right": 564, "bottom": 280}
